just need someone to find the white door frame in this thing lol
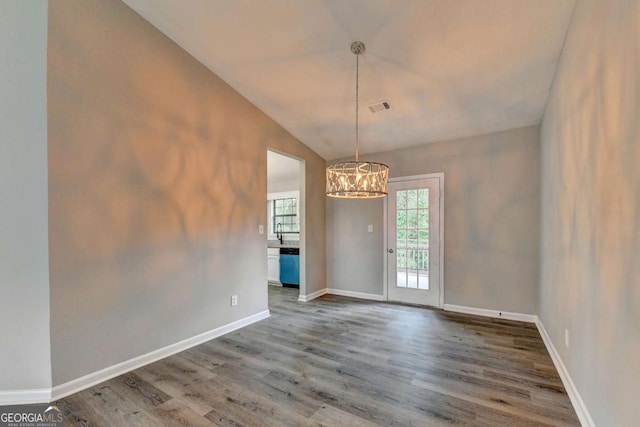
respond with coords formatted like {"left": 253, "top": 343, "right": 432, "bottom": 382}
{"left": 383, "top": 172, "right": 445, "bottom": 308}
{"left": 266, "top": 148, "right": 306, "bottom": 300}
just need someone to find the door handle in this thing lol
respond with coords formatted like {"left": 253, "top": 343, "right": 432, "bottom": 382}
{"left": 388, "top": 248, "right": 394, "bottom": 254}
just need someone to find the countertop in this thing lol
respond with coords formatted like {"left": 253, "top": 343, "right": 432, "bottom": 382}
{"left": 267, "top": 240, "right": 300, "bottom": 249}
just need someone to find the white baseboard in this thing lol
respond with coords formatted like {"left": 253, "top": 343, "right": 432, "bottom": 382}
{"left": 326, "top": 288, "right": 384, "bottom": 301}
{"left": 298, "top": 288, "right": 384, "bottom": 302}
{"left": 535, "top": 319, "right": 594, "bottom": 427}
{"left": 4, "top": 310, "right": 268, "bottom": 404}
{"left": 442, "top": 304, "right": 593, "bottom": 425}
{"left": 0, "top": 388, "right": 52, "bottom": 406}
{"left": 443, "top": 304, "right": 537, "bottom": 323}
{"left": 4, "top": 299, "right": 593, "bottom": 427}
{"left": 298, "top": 288, "right": 327, "bottom": 302}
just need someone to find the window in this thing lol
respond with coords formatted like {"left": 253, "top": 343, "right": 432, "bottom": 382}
{"left": 267, "top": 191, "right": 300, "bottom": 238}
{"left": 272, "top": 197, "right": 299, "bottom": 233}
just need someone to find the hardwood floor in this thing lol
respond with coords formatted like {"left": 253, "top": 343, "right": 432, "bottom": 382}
{"left": 56, "top": 287, "right": 579, "bottom": 426}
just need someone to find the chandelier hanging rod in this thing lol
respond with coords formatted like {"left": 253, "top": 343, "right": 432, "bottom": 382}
{"left": 325, "top": 41, "right": 389, "bottom": 199}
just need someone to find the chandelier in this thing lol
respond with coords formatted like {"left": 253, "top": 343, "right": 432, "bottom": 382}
{"left": 326, "top": 42, "right": 389, "bottom": 199}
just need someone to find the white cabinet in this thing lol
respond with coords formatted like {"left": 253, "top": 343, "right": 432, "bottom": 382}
{"left": 267, "top": 248, "right": 280, "bottom": 283}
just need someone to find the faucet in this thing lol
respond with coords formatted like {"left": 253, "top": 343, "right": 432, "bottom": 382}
{"left": 276, "top": 223, "right": 283, "bottom": 245}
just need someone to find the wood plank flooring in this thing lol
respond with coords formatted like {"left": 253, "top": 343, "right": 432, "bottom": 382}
{"left": 55, "top": 287, "right": 579, "bottom": 426}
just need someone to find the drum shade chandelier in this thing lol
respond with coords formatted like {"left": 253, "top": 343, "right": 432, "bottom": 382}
{"left": 326, "top": 42, "right": 389, "bottom": 199}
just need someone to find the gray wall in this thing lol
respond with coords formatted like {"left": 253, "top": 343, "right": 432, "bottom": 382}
{"left": 327, "top": 199, "right": 384, "bottom": 294}
{"left": 48, "top": 0, "right": 325, "bottom": 386}
{"left": 539, "top": 0, "right": 639, "bottom": 424}
{"left": 0, "top": 1, "right": 52, "bottom": 392}
{"left": 327, "top": 126, "right": 540, "bottom": 314}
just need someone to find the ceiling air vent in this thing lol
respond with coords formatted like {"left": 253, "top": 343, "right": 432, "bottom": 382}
{"left": 368, "top": 100, "right": 391, "bottom": 113}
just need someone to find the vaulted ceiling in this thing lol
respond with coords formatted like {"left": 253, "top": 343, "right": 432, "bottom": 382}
{"left": 123, "top": 0, "right": 575, "bottom": 160}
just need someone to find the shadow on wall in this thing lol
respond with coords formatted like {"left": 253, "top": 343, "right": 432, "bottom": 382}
{"left": 436, "top": 134, "right": 540, "bottom": 311}
{"left": 47, "top": 0, "right": 289, "bottom": 384}
{"left": 540, "top": 1, "right": 639, "bottom": 423}
{"left": 390, "top": 128, "right": 540, "bottom": 313}
{"left": 328, "top": 126, "right": 540, "bottom": 314}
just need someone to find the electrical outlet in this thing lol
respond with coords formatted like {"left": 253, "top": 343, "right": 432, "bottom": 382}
{"left": 231, "top": 295, "right": 238, "bottom": 307}
{"left": 565, "top": 328, "right": 569, "bottom": 348}
{"left": 258, "top": 225, "right": 264, "bottom": 235}
{"left": 367, "top": 225, "right": 373, "bottom": 233}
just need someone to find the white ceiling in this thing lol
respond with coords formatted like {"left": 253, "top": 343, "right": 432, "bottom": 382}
{"left": 123, "top": 0, "right": 575, "bottom": 160}
{"left": 267, "top": 150, "right": 299, "bottom": 186}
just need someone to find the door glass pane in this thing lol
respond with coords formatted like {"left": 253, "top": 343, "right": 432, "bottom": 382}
{"left": 396, "top": 224, "right": 406, "bottom": 287}
{"left": 407, "top": 229, "right": 417, "bottom": 248}
{"left": 407, "top": 248, "right": 416, "bottom": 269}
{"left": 418, "top": 269, "right": 429, "bottom": 290}
{"left": 418, "top": 210, "right": 428, "bottom": 229}
{"left": 418, "top": 250, "right": 428, "bottom": 269}
{"left": 397, "top": 210, "right": 407, "bottom": 230}
{"left": 396, "top": 269, "right": 407, "bottom": 287}
{"left": 407, "top": 190, "right": 418, "bottom": 209}
{"left": 407, "top": 269, "right": 418, "bottom": 288}
{"left": 418, "top": 230, "right": 428, "bottom": 248}
{"left": 397, "top": 191, "right": 407, "bottom": 209}
{"left": 397, "top": 249, "right": 406, "bottom": 268}
{"left": 418, "top": 189, "right": 429, "bottom": 208}
{"left": 397, "top": 229, "right": 406, "bottom": 248}
{"left": 407, "top": 210, "right": 417, "bottom": 229}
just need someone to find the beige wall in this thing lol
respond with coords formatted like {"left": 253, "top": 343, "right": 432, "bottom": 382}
{"left": 48, "top": 0, "right": 325, "bottom": 386}
{"left": 539, "top": 0, "right": 639, "bottom": 424}
{"left": 0, "top": 0, "right": 51, "bottom": 393}
{"left": 327, "top": 126, "right": 540, "bottom": 314}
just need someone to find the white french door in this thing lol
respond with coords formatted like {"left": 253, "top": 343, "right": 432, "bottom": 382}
{"left": 386, "top": 175, "right": 442, "bottom": 307}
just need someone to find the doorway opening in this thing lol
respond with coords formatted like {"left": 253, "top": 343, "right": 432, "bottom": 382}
{"left": 266, "top": 149, "right": 306, "bottom": 303}
{"left": 384, "top": 173, "right": 444, "bottom": 308}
